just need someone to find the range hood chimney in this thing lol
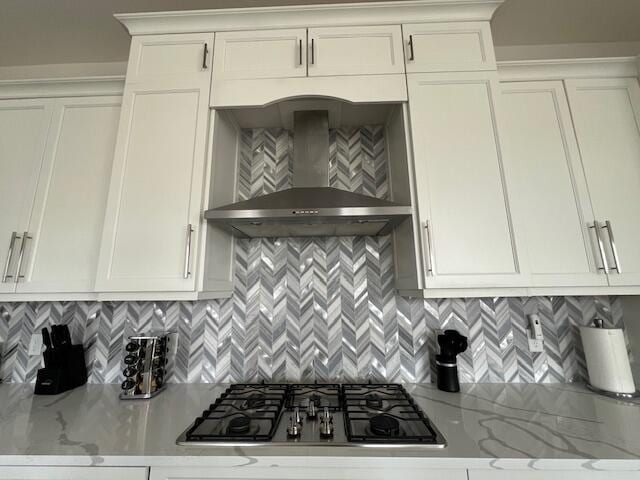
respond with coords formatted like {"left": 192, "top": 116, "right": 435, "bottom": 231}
{"left": 204, "top": 110, "right": 411, "bottom": 238}
{"left": 293, "top": 111, "right": 331, "bottom": 188}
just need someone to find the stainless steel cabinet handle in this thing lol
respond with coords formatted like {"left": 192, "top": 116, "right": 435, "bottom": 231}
{"left": 184, "top": 224, "right": 194, "bottom": 279}
{"left": 202, "top": 43, "right": 209, "bottom": 69}
{"left": 408, "top": 34, "right": 415, "bottom": 61}
{"left": 422, "top": 221, "right": 434, "bottom": 276}
{"left": 310, "top": 38, "right": 315, "bottom": 65}
{"left": 602, "top": 220, "right": 622, "bottom": 273}
{"left": 589, "top": 221, "right": 609, "bottom": 274}
{"left": 2, "top": 232, "right": 19, "bottom": 282}
{"left": 299, "top": 39, "right": 303, "bottom": 66}
{"left": 14, "top": 231, "right": 32, "bottom": 283}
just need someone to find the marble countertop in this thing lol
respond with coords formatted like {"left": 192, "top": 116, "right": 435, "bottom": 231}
{"left": 1, "top": 382, "right": 639, "bottom": 471}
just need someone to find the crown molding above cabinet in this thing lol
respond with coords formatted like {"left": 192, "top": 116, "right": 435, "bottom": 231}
{"left": 0, "top": 76, "right": 125, "bottom": 100}
{"left": 497, "top": 57, "right": 640, "bottom": 82}
{"left": 115, "top": 0, "right": 505, "bottom": 36}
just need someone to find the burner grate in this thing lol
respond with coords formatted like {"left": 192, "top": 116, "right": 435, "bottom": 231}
{"left": 342, "top": 383, "right": 439, "bottom": 444}
{"left": 286, "top": 383, "right": 342, "bottom": 412}
{"left": 184, "top": 384, "right": 288, "bottom": 442}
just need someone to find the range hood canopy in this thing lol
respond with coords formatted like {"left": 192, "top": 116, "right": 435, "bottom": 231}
{"left": 205, "top": 110, "right": 411, "bottom": 238}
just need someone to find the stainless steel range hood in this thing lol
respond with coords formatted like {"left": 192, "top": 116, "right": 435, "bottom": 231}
{"left": 205, "top": 110, "right": 411, "bottom": 238}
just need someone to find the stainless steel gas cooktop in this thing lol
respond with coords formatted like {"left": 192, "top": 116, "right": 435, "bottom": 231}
{"left": 177, "top": 383, "right": 447, "bottom": 449}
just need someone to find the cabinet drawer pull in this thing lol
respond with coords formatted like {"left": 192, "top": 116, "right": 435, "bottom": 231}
{"left": 202, "top": 43, "right": 209, "bottom": 70}
{"left": 184, "top": 224, "right": 194, "bottom": 279}
{"left": 408, "top": 34, "right": 415, "bottom": 61}
{"left": 2, "top": 232, "right": 19, "bottom": 282}
{"left": 14, "top": 231, "right": 32, "bottom": 283}
{"left": 602, "top": 220, "right": 622, "bottom": 273}
{"left": 589, "top": 221, "right": 608, "bottom": 274}
{"left": 310, "top": 38, "right": 315, "bottom": 65}
{"left": 422, "top": 221, "right": 434, "bottom": 276}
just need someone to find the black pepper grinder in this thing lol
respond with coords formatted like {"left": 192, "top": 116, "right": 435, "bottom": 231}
{"left": 436, "top": 330, "right": 468, "bottom": 393}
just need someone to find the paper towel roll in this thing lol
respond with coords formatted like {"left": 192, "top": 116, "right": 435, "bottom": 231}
{"left": 580, "top": 326, "right": 636, "bottom": 394}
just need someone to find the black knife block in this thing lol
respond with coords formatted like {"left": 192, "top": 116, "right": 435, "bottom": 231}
{"left": 34, "top": 344, "right": 88, "bottom": 395}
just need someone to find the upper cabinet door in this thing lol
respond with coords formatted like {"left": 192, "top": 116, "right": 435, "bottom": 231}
{"left": 126, "top": 33, "right": 214, "bottom": 83}
{"left": 96, "top": 78, "right": 210, "bottom": 293}
{"left": 403, "top": 22, "right": 496, "bottom": 73}
{"left": 0, "top": 99, "right": 53, "bottom": 293}
{"left": 408, "top": 72, "right": 524, "bottom": 289}
{"left": 565, "top": 78, "right": 640, "bottom": 287}
{"left": 501, "top": 81, "right": 607, "bottom": 287}
{"left": 213, "top": 29, "right": 307, "bottom": 80}
{"left": 16, "top": 97, "right": 121, "bottom": 293}
{"left": 307, "top": 25, "right": 405, "bottom": 76}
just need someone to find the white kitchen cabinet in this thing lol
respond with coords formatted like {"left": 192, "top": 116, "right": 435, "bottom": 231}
{"left": 0, "top": 466, "right": 148, "bottom": 480}
{"left": 211, "top": 26, "right": 408, "bottom": 106}
{"left": 96, "top": 33, "right": 233, "bottom": 298}
{"left": 16, "top": 96, "right": 121, "bottom": 294}
{"left": 150, "top": 466, "right": 466, "bottom": 480}
{"left": 500, "top": 81, "right": 607, "bottom": 287}
{"left": 214, "top": 26, "right": 404, "bottom": 81}
{"left": 213, "top": 29, "right": 307, "bottom": 80}
{"left": 95, "top": 79, "right": 210, "bottom": 293}
{"left": 407, "top": 71, "right": 525, "bottom": 289}
{"left": 0, "top": 99, "right": 53, "bottom": 293}
{"left": 127, "top": 33, "right": 213, "bottom": 84}
{"left": 308, "top": 25, "right": 405, "bottom": 77}
{"left": 468, "top": 470, "right": 640, "bottom": 480}
{"left": 403, "top": 22, "right": 496, "bottom": 73}
{"left": 565, "top": 78, "right": 640, "bottom": 287}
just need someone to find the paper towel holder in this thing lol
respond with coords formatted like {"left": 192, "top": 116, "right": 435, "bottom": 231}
{"left": 584, "top": 318, "right": 640, "bottom": 400}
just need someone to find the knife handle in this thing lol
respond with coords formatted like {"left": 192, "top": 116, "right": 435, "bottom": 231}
{"left": 50, "top": 326, "right": 59, "bottom": 349}
{"left": 42, "top": 327, "right": 52, "bottom": 349}
{"left": 60, "top": 324, "right": 72, "bottom": 347}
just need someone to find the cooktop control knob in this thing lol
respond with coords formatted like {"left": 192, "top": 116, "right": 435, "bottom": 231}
{"left": 321, "top": 406, "right": 332, "bottom": 422}
{"left": 294, "top": 406, "right": 303, "bottom": 424}
{"left": 287, "top": 416, "right": 301, "bottom": 438}
{"left": 319, "top": 407, "right": 334, "bottom": 438}
{"left": 307, "top": 400, "right": 317, "bottom": 420}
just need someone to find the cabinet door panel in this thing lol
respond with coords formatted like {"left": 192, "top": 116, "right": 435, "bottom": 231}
{"left": 308, "top": 25, "right": 404, "bottom": 76}
{"left": 97, "top": 81, "right": 208, "bottom": 292}
{"left": 469, "top": 470, "right": 640, "bottom": 480}
{"left": 408, "top": 72, "right": 523, "bottom": 288}
{"left": 501, "top": 81, "right": 606, "bottom": 287}
{"left": 0, "top": 466, "right": 148, "bottom": 480}
{"left": 403, "top": 22, "right": 496, "bottom": 73}
{"left": 150, "top": 466, "right": 467, "bottom": 480}
{"left": 0, "top": 99, "right": 52, "bottom": 292}
{"left": 213, "top": 29, "right": 307, "bottom": 80}
{"left": 128, "top": 33, "right": 214, "bottom": 83}
{"left": 17, "top": 97, "right": 121, "bottom": 293}
{"left": 566, "top": 78, "right": 640, "bottom": 286}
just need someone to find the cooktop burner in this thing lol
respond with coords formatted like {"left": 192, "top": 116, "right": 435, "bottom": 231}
{"left": 177, "top": 383, "right": 446, "bottom": 448}
{"left": 369, "top": 414, "right": 400, "bottom": 436}
{"left": 183, "top": 384, "right": 287, "bottom": 442}
{"left": 342, "top": 384, "right": 440, "bottom": 444}
{"left": 227, "top": 416, "right": 252, "bottom": 434}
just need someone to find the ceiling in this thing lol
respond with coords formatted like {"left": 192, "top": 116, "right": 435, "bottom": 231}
{"left": 0, "top": 0, "right": 639, "bottom": 67}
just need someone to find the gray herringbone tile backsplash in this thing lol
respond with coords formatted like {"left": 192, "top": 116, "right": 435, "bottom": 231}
{"left": 0, "top": 127, "right": 626, "bottom": 384}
